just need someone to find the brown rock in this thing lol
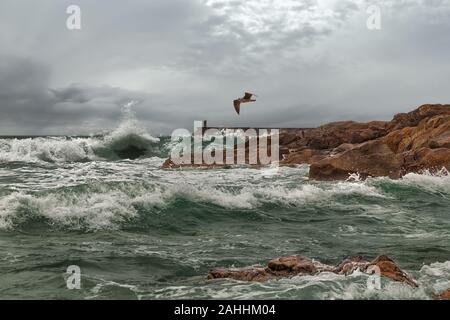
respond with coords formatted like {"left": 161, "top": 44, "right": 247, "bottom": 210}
{"left": 315, "top": 121, "right": 386, "bottom": 149}
{"left": 365, "top": 255, "right": 418, "bottom": 287}
{"left": 268, "top": 255, "right": 337, "bottom": 275}
{"left": 161, "top": 104, "right": 450, "bottom": 180}
{"left": 387, "top": 104, "right": 450, "bottom": 131}
{"left": 208, "top": 254, "right": 417, "bottom": 287}
{"left": 309, "top": 140, "right": 404, "bottom": 180}
{"left": 282, "top": 121, "right": 387, "bottom": 151}
{"left": 207, "top": 267, "right": 272, "bottom": 281}
{"left": 383, "top": 114, "right": 450, "bottom": 154}
{"left": 432, "top": 289, "right": 450, "bottom": 300}
{"left": 280, "top": 148, "right": 329, "bottom": 165}
{"left": 334, "top": 256, "right": 367, "bottom": 275}
{"left": 308, "top": 105, "right": 450, "bottom": 180}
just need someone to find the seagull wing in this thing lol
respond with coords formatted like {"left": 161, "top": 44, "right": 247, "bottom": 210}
{"left": 233, "top": 100, "right": 241, "bottom": 115}
{"left": 243, "top": 92, "right": 254, "bottom": 100}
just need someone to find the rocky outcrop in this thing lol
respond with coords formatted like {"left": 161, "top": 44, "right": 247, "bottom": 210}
{"left": 208, "top": 255, "right": 418, "bottom": 287}
{"left": 161, "top": 104, "right": 450, "bottom": 180}
{"left": 387, "top": 104, "right": 450, "bottom": 131}
{"left": 308, "top": 140, "right": 406, "bottom": 180}
{"left": 280, "top": 121, "right": 387, "bottom": 151}
{"left": 433, "top": 289, "right": 450, "bottom": 300}
{"left": 307, "top": 105, "right": 450, "bottom": 180}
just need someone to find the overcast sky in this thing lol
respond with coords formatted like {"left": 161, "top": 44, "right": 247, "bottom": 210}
{"left": 1, "top": 0, "right": 449, "bottom": 135}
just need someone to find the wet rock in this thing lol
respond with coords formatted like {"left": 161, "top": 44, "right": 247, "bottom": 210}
{"left": 208, "top": 255, "right": 418, "bottom": 287}
{"left": 432, "top": 289, "right": 450, "bottom": 300}
{"left": 267, "top": 255, "right": 334, "bottom": 274}
{"left": 207, "top": 267, "right": 272, "bottom": 282}
{"left": 280, "top": 148, "right": 330, "bottom": 166}
{"left": 387, "top": 104, "right": 450, "bottom": 131}
{"left": 308, "top": 105, "right": 450, "bottom": 180}
{"left": 161, "top": 104, "right": 450, "bottom": 180}
{"left": 364, "top": 255, "right": 418, "bottom": 287}
{"left": 309, "top": 140, "right": 404, "bottom": 180}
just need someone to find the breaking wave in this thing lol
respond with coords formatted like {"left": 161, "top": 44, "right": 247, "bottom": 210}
{"left": 0, "top": 176, "right": 406, "bottom": 232}
{"left": 138, "top": 259, "right": 450, "bottom": 300}
{"left": 1, "top": 143, "right": 449, "bottom": 299}
{"left": 0, "top": 102, "right": 166, "bottom": 163}
{"left": 0, "top": 137, "right": 449, "bottom": 233}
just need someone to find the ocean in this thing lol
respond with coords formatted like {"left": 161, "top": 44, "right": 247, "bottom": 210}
{"left": 0, "top": 114, "right": 449, "bottom": 300}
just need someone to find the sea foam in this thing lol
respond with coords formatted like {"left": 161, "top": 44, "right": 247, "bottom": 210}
{"left": 0, "top": 102, "right": 162, "bottom": 163}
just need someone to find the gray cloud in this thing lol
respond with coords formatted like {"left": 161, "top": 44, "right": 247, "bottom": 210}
{"left": 0, "top": 0, "right": 450, "bottom": 135}
{"left": 0, "top": 56, "right": 170, "bottom": 135}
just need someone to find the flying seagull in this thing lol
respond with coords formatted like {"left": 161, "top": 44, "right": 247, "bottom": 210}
{"left": 233, "top": 92, "right": 257, "bottom": 115}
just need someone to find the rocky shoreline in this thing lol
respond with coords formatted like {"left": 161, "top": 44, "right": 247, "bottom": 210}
{"left": 281, "top": 104, "right": 450, "bottom": 180}
{"left": 208, "top": 255, "right": 418, "bottom": 287}
{"left": 163, "top": 104, "right": 450, "bottom": 180}
{"left": 433, "top": 289, "right": 450, "bottom": 300}
{"left": 208, "top": 254, "right": 450, "bottom": 300}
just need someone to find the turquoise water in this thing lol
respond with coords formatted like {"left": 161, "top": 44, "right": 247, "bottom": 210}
{"left": 0, "top": 126, "right": 449, "bottom": 299}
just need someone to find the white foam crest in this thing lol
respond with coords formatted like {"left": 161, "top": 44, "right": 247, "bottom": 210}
{"left": 254, "top": 180, "right": 386, "bottom": 206}
{"left": 397, "top": 168, "right": 450, "bottom": 195}
{"left": 255, "top": 184, "right": 327, "bottom": 205}
{"left": 0, "top": 190, "right": 139, "bottom": 230}
{"left": 0, "top": 181, "right": 261, "bottom": 230}
{"left": 168, "top": 184, "right": 259, "bottom": 209}
{"left": 325, "top": 281, "right": 429, "bottom": 300}
{"left": 99, "top": 101, "right": 159, "bottom": 147}
{"left": 330, "top": 181, "right": 387, "bottom": 198}
{"left": 0, "top": 102, "right": 161, "bottom": 163}
{"left": 0, "top": 137, "right": 97, "bottom": 163}
{"left": 152, "top": 269, "right": 431, "bottom": 300}
{"left": 295, "top": 269, "right": 428, "bottom": 300}
{"left": 420, "top": 261, "right": 450, "bottom": 277}
{"left": 0, "top": 174, "right": 392, "bottom": 231}
{"left": 418, "top": 261, "right": 450, "bottom": 294}
{"left": 87, "top": 278, "right": 141, "bottom": 299}
{"left": 164, "top": 179, "right": 386, "bottom": 210}
{"left": 166, "top": 176, "right": 388, "bottom": 209}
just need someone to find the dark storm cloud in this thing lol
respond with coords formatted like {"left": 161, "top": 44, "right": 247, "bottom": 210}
{"left": 0, "top": 56, "right": 55, "bottom": 131}
{"left": 0, "top": 56, "right": 173, "bottom": 135}
{"left": 0, "top": 0, "right": 450, "bottom": 134}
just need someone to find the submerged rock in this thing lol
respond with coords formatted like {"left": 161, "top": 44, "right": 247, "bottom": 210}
{"left": 432, "top": 289, "right": 450, "bottom": 300}
{"left": 208, "top": 255, "right": 418, "bottom": 287}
